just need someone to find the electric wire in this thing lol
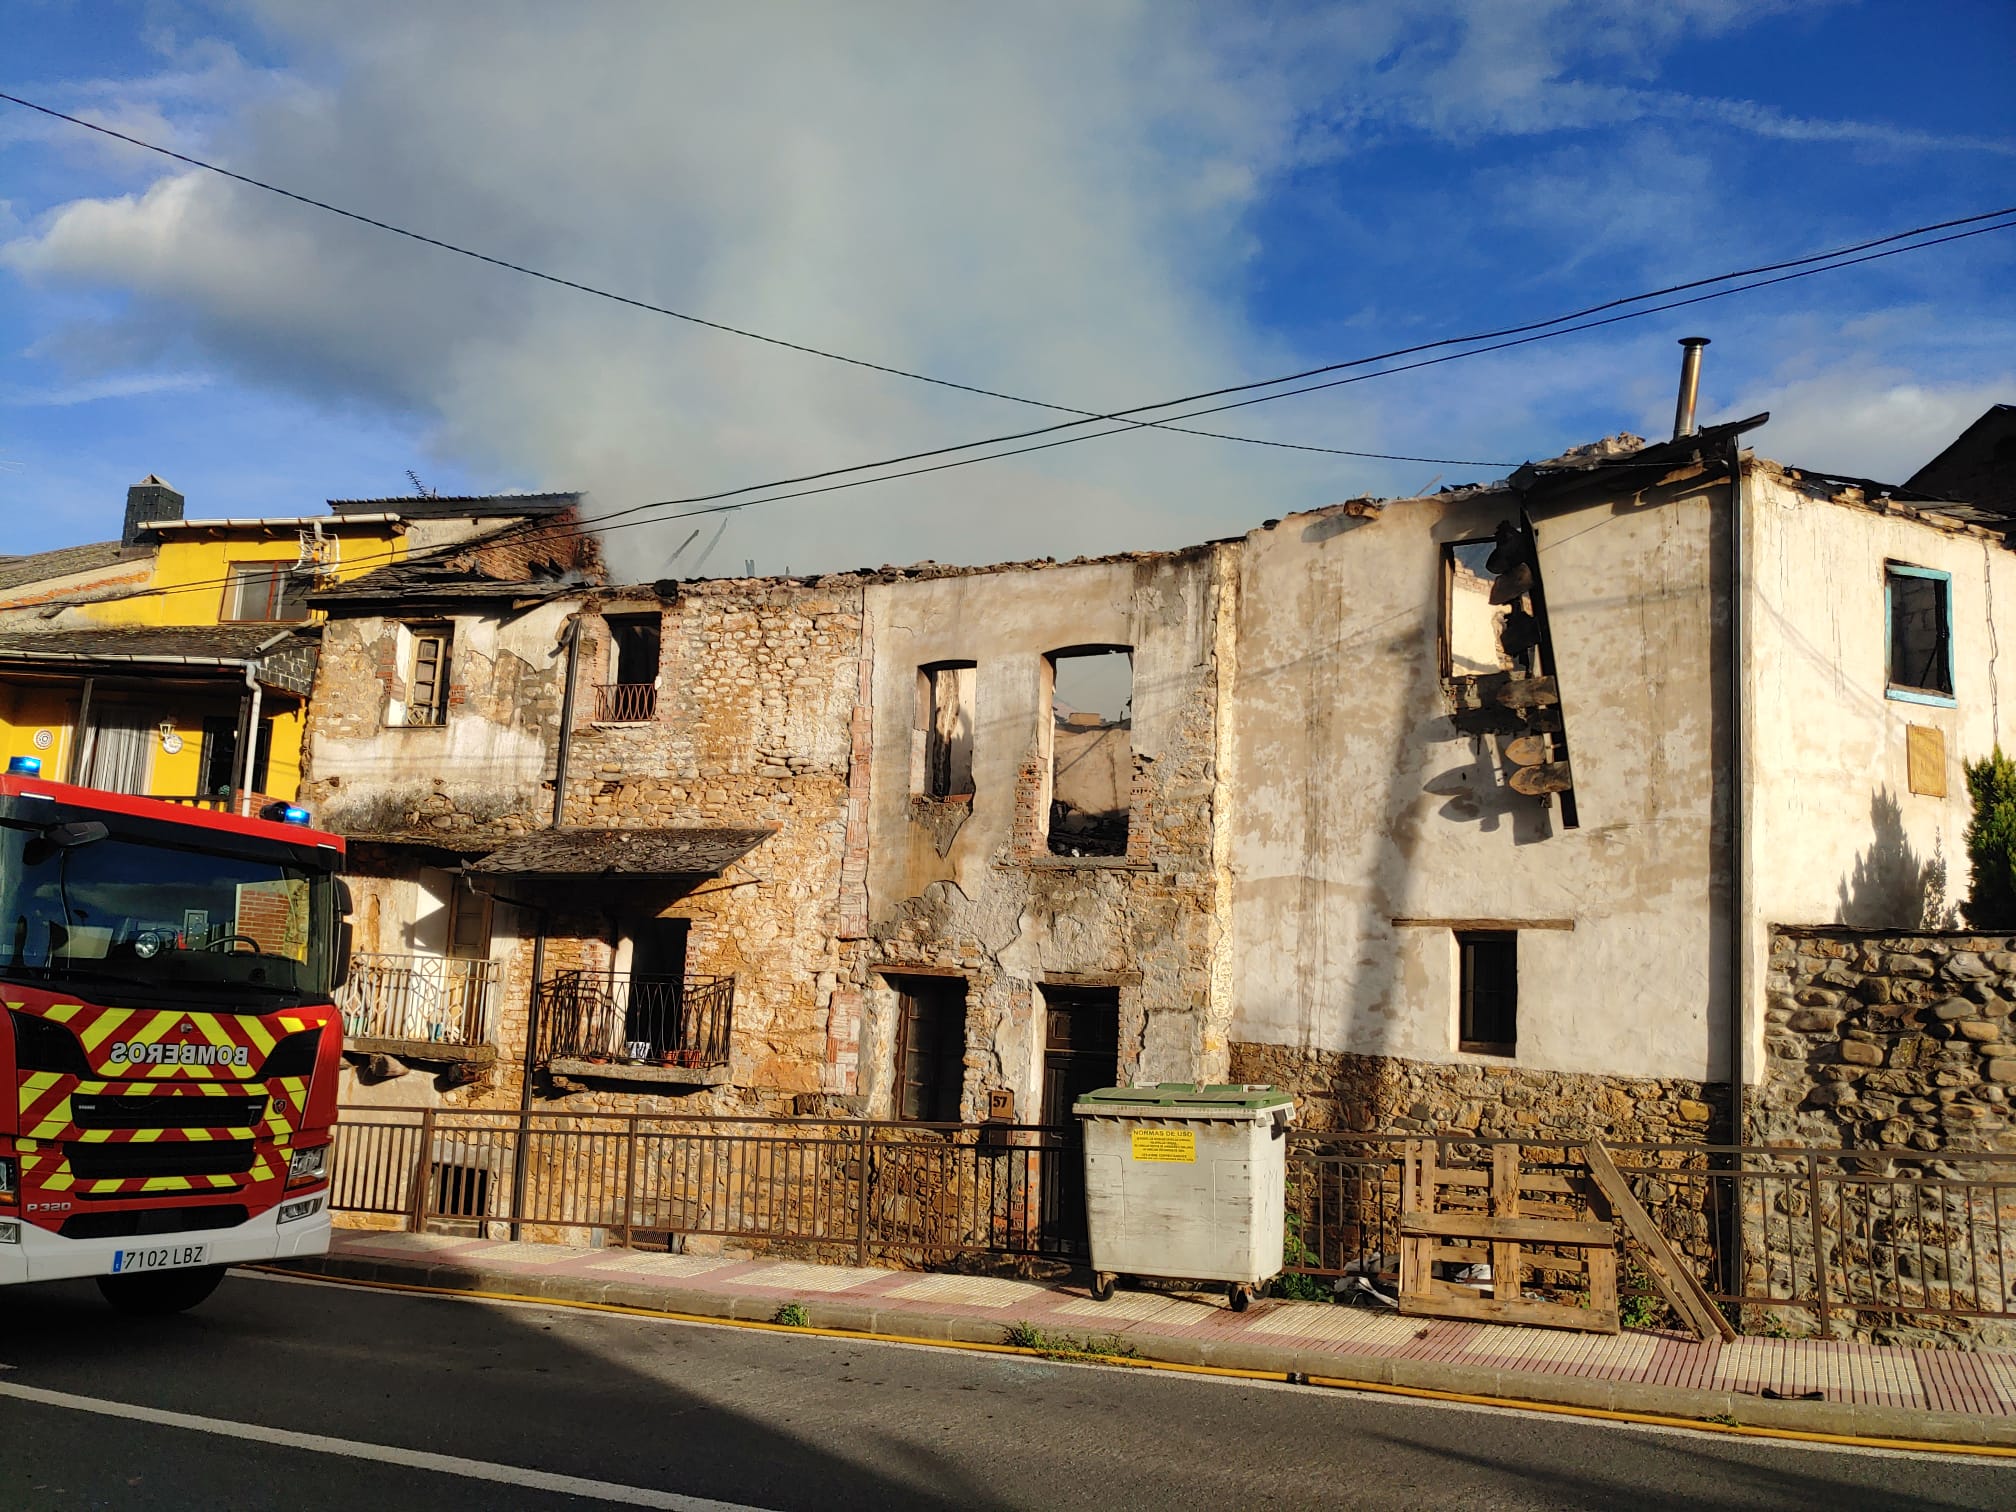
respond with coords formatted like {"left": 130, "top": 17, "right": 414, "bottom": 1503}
{"left": 13, "top": 204, "right": 2015, "bottom": 609}
{"left": 0, "top": 88, "right": 1498, "bottom": 468}
{"left": 3, "top": 91, "right": 2010, "bottom": 475}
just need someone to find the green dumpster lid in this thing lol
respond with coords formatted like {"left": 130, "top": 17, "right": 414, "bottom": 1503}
{"left": 1074, "top": 1082, "right": 1293, "bottom": 1110}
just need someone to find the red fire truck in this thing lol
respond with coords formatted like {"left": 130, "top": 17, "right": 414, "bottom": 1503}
{"left": 0, "top": 758, "right": 347, "bottom": 1313}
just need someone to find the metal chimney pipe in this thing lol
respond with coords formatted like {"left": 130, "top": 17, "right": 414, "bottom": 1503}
{"left": 1673, "top": 336, "right": 1710, "bottom": 439}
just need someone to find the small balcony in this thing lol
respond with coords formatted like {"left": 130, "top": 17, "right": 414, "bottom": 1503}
{"left": 337, "top": 953, "right": 500, "bottom": 1063}
{"left": 591, "top": 682, "right": 658, "bottom": 723}
{"left": 534, "top": 970, "right": 733, "bottom": 1086}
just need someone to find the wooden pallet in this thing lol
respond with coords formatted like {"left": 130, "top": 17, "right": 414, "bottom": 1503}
{"left": 1398, "top": 1141, "right": 1619, "bottom": 1333}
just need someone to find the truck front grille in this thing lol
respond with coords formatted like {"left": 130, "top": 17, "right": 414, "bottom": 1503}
{"left": 70, "top": 1095, "right": 268, "bottom": 1131}
{"left": 60, "top": 1205, "right": 249, "bottom": 1240}
{"left": 66, "top": 1140, "right": 256, "bottom": 1181}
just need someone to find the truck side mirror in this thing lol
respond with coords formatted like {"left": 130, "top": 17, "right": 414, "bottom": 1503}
{"left": 330, "top": 919, "right": 353, "bottom": 991}
{"left": 43, "top": 821, "right": 108, "bottom": 849}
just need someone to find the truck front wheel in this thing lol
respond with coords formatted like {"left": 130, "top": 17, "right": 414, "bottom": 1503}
{"left": 96, "top": 1265, "right": 228, "bottom": 1316}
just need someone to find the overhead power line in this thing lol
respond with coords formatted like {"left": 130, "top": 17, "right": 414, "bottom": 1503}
{"left": 17, "top": 203, "right": 2016, "bottom": 611}
{"left": 0, "top": 88, "right": 1498, "bottom": 468}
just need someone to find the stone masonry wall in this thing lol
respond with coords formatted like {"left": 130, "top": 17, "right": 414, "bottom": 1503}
{"left": 1228, "top": 1043, "right": 1722, "bottom": 1143}
{"left": 1759, "top": 927, "right": 2016, "bottom": 1151}
{"left": 550, "top": 581, "right": 866, "bottom": 1112}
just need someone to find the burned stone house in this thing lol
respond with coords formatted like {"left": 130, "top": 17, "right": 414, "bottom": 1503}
{"left": 306, "top": 404, "right": 2016, "bottom": 1167}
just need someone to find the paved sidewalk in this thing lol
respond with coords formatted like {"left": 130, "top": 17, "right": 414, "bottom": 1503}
{"left": 283, "top": 1228, "right": 2016, "bottom": 1450}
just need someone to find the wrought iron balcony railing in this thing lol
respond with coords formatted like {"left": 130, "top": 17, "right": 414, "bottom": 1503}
{"left": 534, "top": 971, "right": 733, "bottom": 1068}
{"left": 591, "top": 682, "right": 658, "bottom": 723}
{"left": 337, "top": 952, "right": 499, "bottom": 1047}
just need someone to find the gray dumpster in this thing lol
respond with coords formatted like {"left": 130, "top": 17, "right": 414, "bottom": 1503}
{"left": 1073, "top": 1082, "right": 1295, "bottom": 1311}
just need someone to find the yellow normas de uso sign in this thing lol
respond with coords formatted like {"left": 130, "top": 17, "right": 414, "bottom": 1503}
{"left": 1129, "top": 1128, "right": 1197, "bottom": 1163}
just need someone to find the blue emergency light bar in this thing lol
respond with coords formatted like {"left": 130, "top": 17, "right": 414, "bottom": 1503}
{"left": 258, "top": 799, "right": 313, "bottom": 826}
{"left": 7, "top": 756, "right": 42, "bottom": 775}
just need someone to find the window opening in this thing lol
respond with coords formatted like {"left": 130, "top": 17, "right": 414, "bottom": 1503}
{"left": 1047, "top": 647, "right": 1132, "bottom": 856}
{"left": 891, "top": 976, "right": 967, "bottom": 1122}
{"left": 222, "top": 562, "right": 309, "bottom": 623}
{"left": 920, "top": 662, "right": 976, "bottom": 798}
{"left": 1886, "top": 566, "right": 1953, "bottom": 701}
{"left": 402, "top": 626, "right": 451, "bottom": 727}
{"left": 1442, "top": 531, "right": 1538, "bottom": 679}
{"left": 598, "top": 615, "right": 661, "bottom": 722}
{"left": 1457, "top": 931, "right": 1517, "bottom": 1057}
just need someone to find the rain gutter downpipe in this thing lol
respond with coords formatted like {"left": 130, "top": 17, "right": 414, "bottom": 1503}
{"left": 1725, "top": 427, "right": 1750, "bottom": 1303}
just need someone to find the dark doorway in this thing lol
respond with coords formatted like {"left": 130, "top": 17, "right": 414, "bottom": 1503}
{"left": 1040, "top": 985, "right": 1120, "bottom": 1251}
{"left": 199, "top": 713, "right": 272, "bottom": 798}
{"left": 623, "top": 917, "right": 690, "bottom": 1056}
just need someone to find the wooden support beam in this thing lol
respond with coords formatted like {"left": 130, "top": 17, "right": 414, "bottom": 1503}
{"left": 1399, "top": 1290, "right": 1619, "bottom": 1334}
{"left": 1585, "top": 1141, "right": 1736, "bottom": 1341}
{"left": 1490, "top": 1145, "right": 1522, "bottom": 1303}
{"left": 1400, "top": 1212, "right": 1615, "bottom": 1246}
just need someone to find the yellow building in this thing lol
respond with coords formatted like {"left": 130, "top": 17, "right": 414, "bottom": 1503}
{"left": 0, "top": 476, "right": 408, "bottom": 808}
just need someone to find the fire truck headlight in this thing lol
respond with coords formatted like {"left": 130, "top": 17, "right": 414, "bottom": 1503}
{"left": 286, "top": 1146, "right": 328, "bottom": 1187}
{"left": 277, "top": 1196, "right": 323, "bottom": 1225}
{"left": 0, "top": 1155, "right": 16, "bottom": 1200}
{"left": 0, "top": 1220, "right": 20, "bottom": 1244}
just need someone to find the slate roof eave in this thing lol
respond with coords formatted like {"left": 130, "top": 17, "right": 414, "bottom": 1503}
{"left": 470, "top": 826, "right": 777, "bottom": 877}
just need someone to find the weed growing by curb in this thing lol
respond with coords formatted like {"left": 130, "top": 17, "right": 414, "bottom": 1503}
{"left": 1002, "top": 1323, "right": 1139, "bottom": 1361}
{"left": 772, "top": 1302, "right": 811, "bottom": 1327}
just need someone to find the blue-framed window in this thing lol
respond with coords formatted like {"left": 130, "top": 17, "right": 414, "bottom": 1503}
{"left": 1885, "top": 563, "right": 1954, "bottom": 706}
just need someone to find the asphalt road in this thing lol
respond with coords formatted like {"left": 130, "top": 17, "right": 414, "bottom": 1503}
{"left": 0, "top": 1269, "right": 2008, "bottom": 1511}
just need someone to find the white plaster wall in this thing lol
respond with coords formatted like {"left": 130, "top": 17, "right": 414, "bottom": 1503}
{"left": 1747, "top": 470, "right": 2016, "bottom": 954}
{"left": 311, "top": 600, "right": 570, "bottom": 813}
{"left": 1226, "top": 480, "right": 1729, "bottom": 1082}
{"left": 863, "top": 556, "right": 1216, "bottom": 906}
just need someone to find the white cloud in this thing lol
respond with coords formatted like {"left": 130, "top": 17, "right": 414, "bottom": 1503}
{"left": 2, "top": 369, "right": 213, "bottom": 406}
{"left": 3, "top": 1, "right": 2007, "bottom": 573}
{"left": 1726, "top": 363, "right": 2016, "bottom": 483}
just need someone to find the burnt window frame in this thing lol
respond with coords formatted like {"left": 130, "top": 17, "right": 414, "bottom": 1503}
{"left": 1043, "top": 644, "right": 1134, "bottom": 858}
{"left": 1456, "top": 930, "right": 1517, "bottom": 1057}
{"left": 1440, "top": 535, "right": 1536, "bottom": 682}
{"left": 918, "top": 660, "right": 977, "bottom": 799}
{"left": 890, "top": 975, "right": 967, "bottom": 1123}
{"left": 1884, "top": 563, "right": 1954, "bottom": 706}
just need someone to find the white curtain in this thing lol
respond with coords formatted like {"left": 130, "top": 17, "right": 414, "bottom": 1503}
{"left": 80, "top": 712, "right": 153, "bottom": 795}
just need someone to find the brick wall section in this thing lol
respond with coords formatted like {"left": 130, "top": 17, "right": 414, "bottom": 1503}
{"left": 461, "top": 508, "right": 601, "bottom": 581}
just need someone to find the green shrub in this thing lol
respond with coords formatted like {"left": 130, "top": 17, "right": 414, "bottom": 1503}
{"left": 771, "top": 1301, "right": 810, "bottom": 1327}
{"left": 1964, "top": 748, "right": 2016, "bottom": 929}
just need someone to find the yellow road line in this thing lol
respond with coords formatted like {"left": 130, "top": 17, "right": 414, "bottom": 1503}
{"left": 243, "top": 1266, "right": 2016, "bottom": 1460}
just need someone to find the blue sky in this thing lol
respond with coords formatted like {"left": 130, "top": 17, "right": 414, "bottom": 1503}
{"left": 3, "top": 1, "right": 2013, "bottom": 575}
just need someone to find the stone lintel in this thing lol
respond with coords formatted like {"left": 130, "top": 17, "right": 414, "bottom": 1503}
{"left": 345, "top": 1036, "right": 498, "bottom": 1067}
{"left": 547, "top": 1058, "right": 731, "bottom": 1088}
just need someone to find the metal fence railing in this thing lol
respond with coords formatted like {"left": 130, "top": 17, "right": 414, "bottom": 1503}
{"left": 532, "top": 972, "right": 733, "bottom": 1068}
{"left": 591, "top": 682, "right": 658, "bottom": 723}
{"left": 331, "top": 1107, "right": 1083, "bottom": 1263}
{"left": 328, "top": 1114, "right": 2016, "bottom": 1332}
{"left": 337, "top": 953, "right": 499, "bottom": 1047}
{"left": 1280, "top": 1132, "right": 2016, "bottom": 1331}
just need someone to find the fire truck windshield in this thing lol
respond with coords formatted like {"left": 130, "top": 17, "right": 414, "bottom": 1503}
{"left": 0, "top": 819, "right": 335, "bottom": 1005}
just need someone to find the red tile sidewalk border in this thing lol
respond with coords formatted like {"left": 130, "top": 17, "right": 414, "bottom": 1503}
{"left": 277, "top": 1231, "right": 2016, "bottom": 1450}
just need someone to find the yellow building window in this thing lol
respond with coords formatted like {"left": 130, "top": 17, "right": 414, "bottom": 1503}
{"left": 222, "top": 562, "right": 309, "bottom": 623}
